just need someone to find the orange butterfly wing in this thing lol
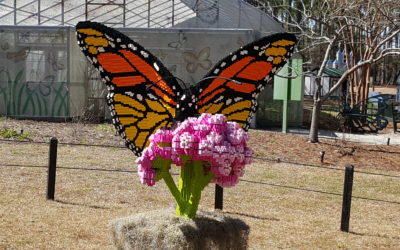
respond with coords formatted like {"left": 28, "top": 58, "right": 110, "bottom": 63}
{"left": 76, "top": 21, "right": 182, "bottom": 155}
{"left": 196, "top": 33, "right": 297, "bottom": 130}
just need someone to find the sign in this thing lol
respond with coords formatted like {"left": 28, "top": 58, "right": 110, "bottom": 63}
{"left": 273, "top": 58, "right": 303, "bottom": 101}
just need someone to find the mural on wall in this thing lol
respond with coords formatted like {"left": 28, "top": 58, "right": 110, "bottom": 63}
{"left": 167, "top": 31, "right": 187, "bottom": 49}
{"left": 182, "top": 47, "right": 212, "bottom": 73}
{"left": 0, "top": 28, "right": 69, "bottom": 117}
{"left": 6, "top": 47, "right": 30, "bottom": 62}
{"left": 0, "top": 69, "right": 69, "bottom": 117}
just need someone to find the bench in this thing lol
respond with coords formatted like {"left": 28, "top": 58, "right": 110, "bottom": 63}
{"left": 393, "top": 102, "right": 400, "bottom": 133}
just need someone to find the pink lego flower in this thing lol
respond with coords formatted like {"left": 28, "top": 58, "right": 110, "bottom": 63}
{"left": 135, "top": 113, "right": 252, "bottom": 188}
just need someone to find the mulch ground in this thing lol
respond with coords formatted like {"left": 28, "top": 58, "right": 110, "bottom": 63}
{"left": 1, "top": 118, "right": 399, "bottom": 172}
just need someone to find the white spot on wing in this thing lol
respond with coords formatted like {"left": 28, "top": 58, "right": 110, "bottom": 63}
{"left": 105, "top": 34, "right": 114, "bottom": 41}
{"left": 147, "top": 93, "right": 157, "bottom": 100}
{"left": 153, "top": 62, "right": 159, "bottom": 71}
{"left": 128, "top": 44, "right": 137, "bottom": 50}
{"left": 141, "top": 51, "right": 149, "bottom": 58}
{"left": 215, "top": 96, "right": 224, "bottom": 103}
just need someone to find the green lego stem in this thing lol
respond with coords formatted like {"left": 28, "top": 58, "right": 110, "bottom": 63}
{"left": 153, "top": 156, "right": 185, "bottom": 209}
{"left": 176, "top": 160, "right": 215, "bottom": 219}
{"left": 152, "top": 156, "right": 215, "bottom": 219}
{"left": 161, "top": 170, "right": 185, "bottom": 209}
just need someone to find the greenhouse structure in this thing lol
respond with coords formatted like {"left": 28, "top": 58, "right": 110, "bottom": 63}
{"left": 0, "top": 0, "right": 303, "bottom": 127}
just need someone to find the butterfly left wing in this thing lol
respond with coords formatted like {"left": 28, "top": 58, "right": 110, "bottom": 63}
{"left": 196, "top": 33, "right": 297, "bottom": 130}
{"left": 76, "top": 21, "right": 182, "bottom": 155}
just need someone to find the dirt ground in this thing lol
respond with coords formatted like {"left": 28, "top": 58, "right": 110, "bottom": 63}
{"left": 1, "top": 118, "right": 400, "bottom": 172}
{"left": 1, "top": 118, "right": 400, "bottom": 249}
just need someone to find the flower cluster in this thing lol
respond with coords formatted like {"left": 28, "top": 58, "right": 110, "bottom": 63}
{"left": 136, "top": 113, "right": 252, "bottom": 187}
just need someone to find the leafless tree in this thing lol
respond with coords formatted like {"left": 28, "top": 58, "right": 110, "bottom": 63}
{"left": 264, "top": 0, "right": 400, "bottom": 142}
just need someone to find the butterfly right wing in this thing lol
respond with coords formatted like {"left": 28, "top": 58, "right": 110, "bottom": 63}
{"left": 196, "top": 33, "right": 297, "bottom": 130}
{"left": 76, "top": 21, "right": 182, "bottom": 156}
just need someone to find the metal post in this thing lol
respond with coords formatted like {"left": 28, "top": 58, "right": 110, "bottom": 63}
{"left": 123, "top": 0, "right": 126, "bottom": 27}
{"left": 147, "top": 0, "right": 151, "bottom": 28}
{"left": 171, "top": 0, "right": 175, "bottom": 27}
{"left": 282, "top": 60, "right": 292, "bottom": 133}
{"left": 61, "top": 0, "right": 64, "bottom": 25}
{"left": 340, "top": 165, "right": 354, "bottom": 232}
{"left": 282, "top": 99, "right": 288, "bottom": 133}
{"left": 85, "top": 0, "right": 88, "bottom": 21}
{"left": 47, "top": 137, "right": 58, "bottom": 200}
{"left": 14, "top": 0, "right": 17, "bottom": 25}
{"left": 38, "top": 0, "right": 41, "bottom": 25}
{"left": 320, "top": 151, "right": 325, "bottom": 163}
{"left": 214, "top": 184, "right": 223, "bottom": 210}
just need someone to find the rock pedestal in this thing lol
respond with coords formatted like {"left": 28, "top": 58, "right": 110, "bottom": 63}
{"left": 110, "top": 209, "right": 249, "bottom": 250}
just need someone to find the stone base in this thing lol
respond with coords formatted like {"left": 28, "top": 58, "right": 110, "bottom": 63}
{"left": 110, "top": 208, "right": 249, "bottom": 250}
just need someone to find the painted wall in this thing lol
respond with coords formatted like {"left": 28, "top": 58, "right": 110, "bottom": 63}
{"left": 0, "top": 26, "right": 303, "bottom": 128}
{"left": 0, "top": 27, "right": 70, "bottom": 117}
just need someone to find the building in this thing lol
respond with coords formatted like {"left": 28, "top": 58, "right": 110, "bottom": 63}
{"left": 0, "top": 0, "right": 301, "bottom": 127}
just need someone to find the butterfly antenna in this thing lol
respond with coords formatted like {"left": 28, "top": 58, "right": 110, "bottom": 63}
{"left": 173, "top": 76, "right": 188, "bottom": 89}
{"left": 198, "top": 76, "right": 242, "bottom": 85}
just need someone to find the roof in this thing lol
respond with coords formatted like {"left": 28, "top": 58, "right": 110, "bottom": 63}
{"left": 309, "top": 67, "right": 345, "bottom": 78}
{"left": 323, "top": 68, "right": 345, "bottom": 78}
{"left": 0, "top": 0, "right": 284, "bottom": 35}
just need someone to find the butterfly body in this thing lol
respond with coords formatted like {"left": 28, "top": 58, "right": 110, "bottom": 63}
{"left": 76, "top": 21, "right": 297, "bottom": 156}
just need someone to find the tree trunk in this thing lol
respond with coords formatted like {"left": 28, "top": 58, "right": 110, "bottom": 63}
{"left": 309, "top": 99, "right": 321, "bottom": 143}
{"left": 309, "top": 77, "right": 322, "bottom": 143}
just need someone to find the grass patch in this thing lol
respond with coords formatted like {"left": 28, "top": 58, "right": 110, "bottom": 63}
{"left": 96, "top": 124, "right": 116, "bottom": 134}
{"left": 0, "top": 128, "right": 33, "bottom": 140}
{"left": 0, "top": 128, "right": 19, "bottom": 138}
{"left": 79, "top": 139, "right": 88, "bottom": 143}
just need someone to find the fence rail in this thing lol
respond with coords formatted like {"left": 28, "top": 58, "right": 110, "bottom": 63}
{"left": 1, "top": 138, "right": 399, "bottom": 205}
{"left": 2, "top": 135, "right": 400, "bottom": 232}
{"left": 2, "top": 138, "right": 400, "bottom": 178}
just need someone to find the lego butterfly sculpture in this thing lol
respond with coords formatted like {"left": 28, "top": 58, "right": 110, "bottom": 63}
{"left": 76, "top": 21, "right": 297, "bottom": 156}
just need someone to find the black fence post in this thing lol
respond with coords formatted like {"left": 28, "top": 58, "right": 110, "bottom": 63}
{"left": 341, "top": 165, "right": 354, "bottom": 232}
{"left": 320, "top": 151, "right": 325, "bottom": 163}
{"left": 47, "top": 137, "right": 58, "bottom": 200}
{"left": 214, "top": 184, "right": 223, "bottom": 210}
